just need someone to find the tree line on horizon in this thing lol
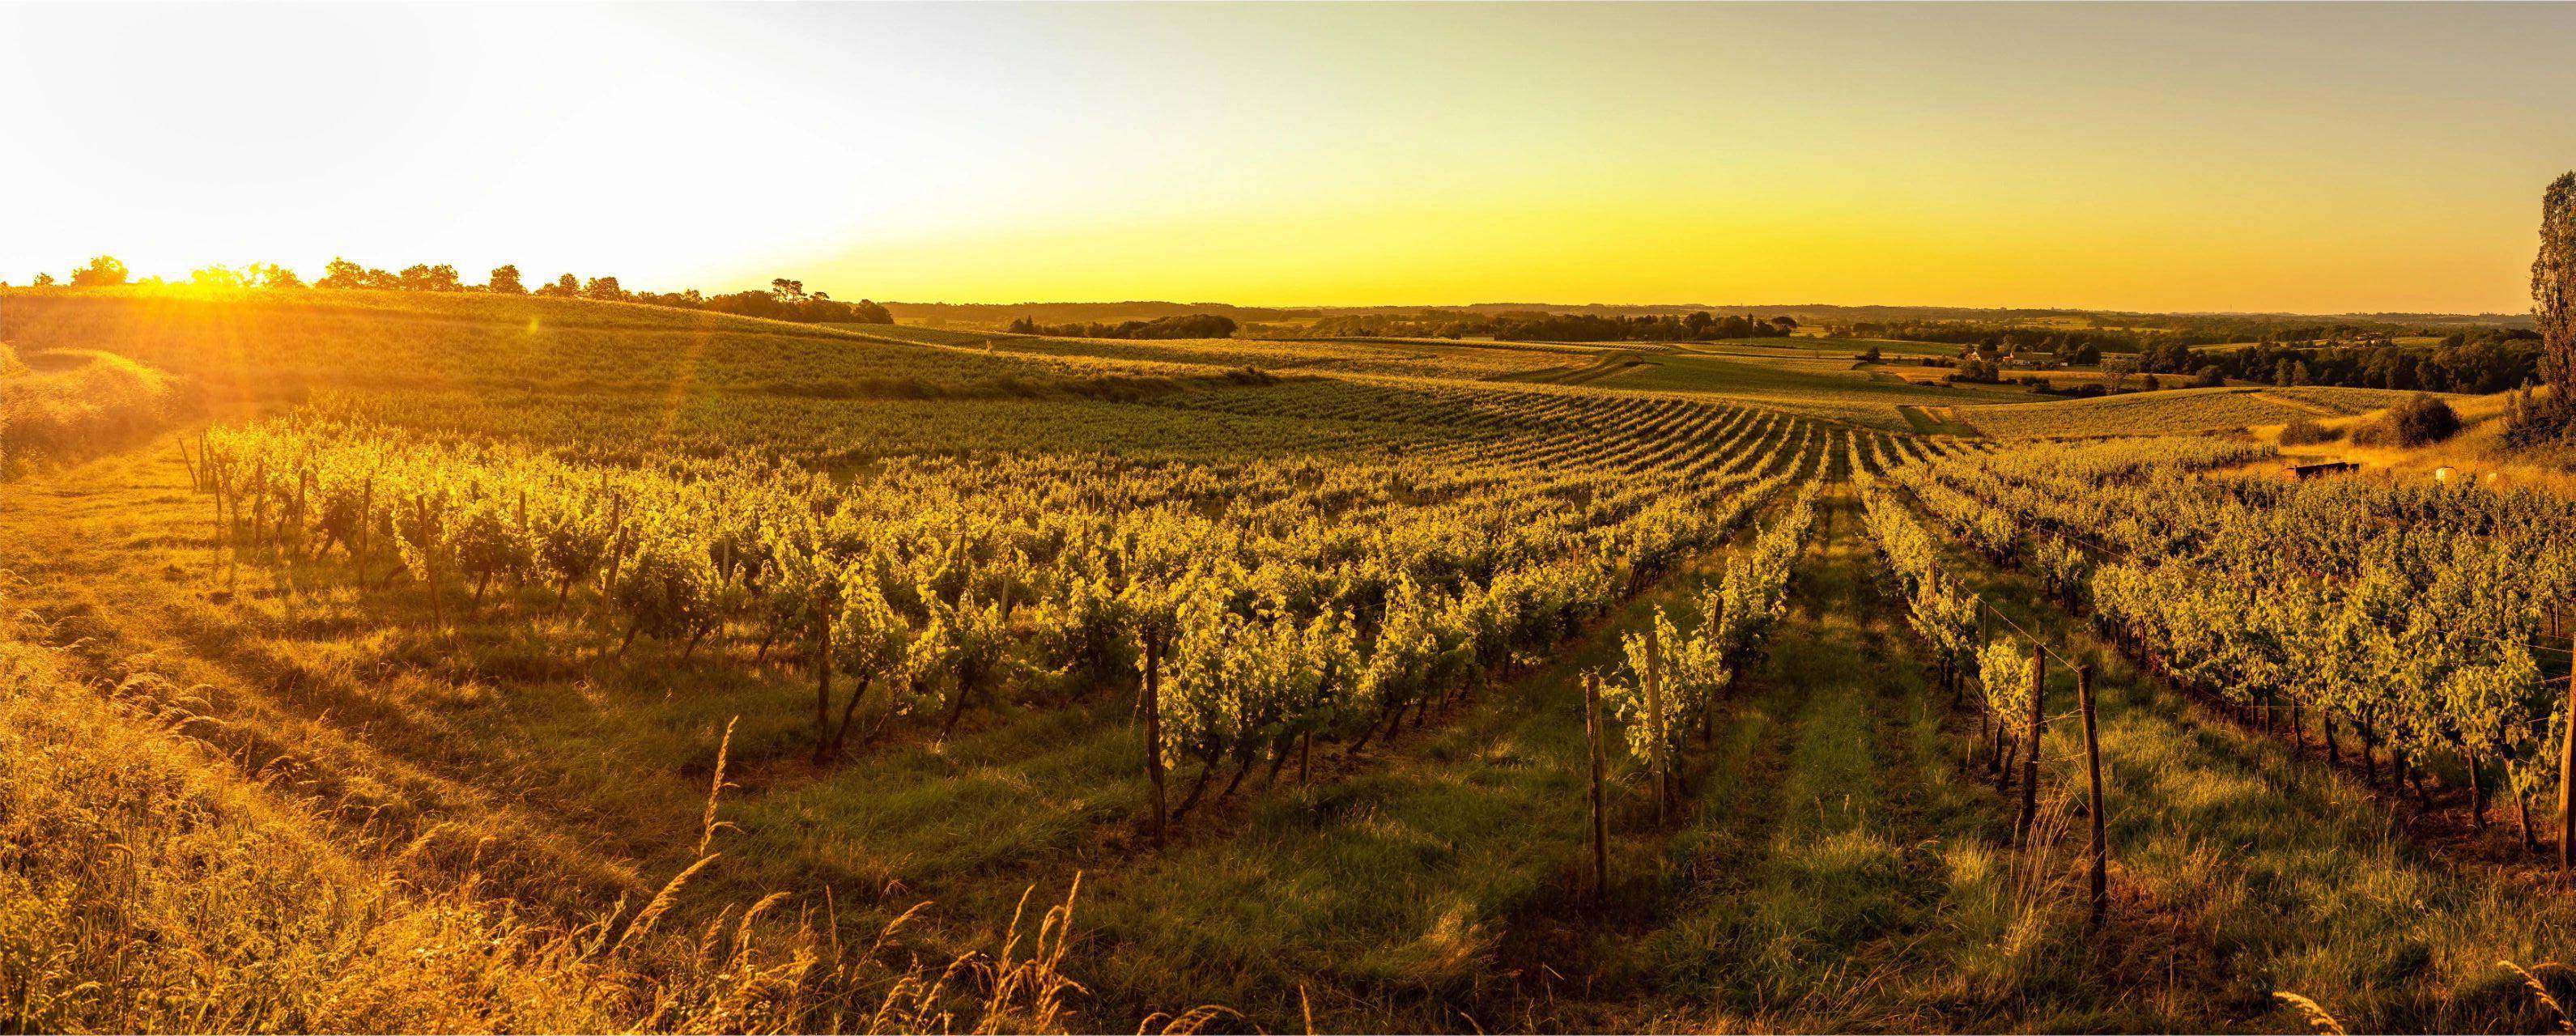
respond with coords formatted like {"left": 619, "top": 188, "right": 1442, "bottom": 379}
{"left": 1833, "top": 306, "right": 2548, "bottom": 397}
{"left": 1304, "top": 309, "right": 1799, "bottom": 343}
{"left": 8, "top": 256, "right": 893, "bottom": 325}
{"left": 2128, "top": 331, "right": 2540, "bottom": 396}
{"left": 1004, "top": 312, "right": 1240, "bottom": 339}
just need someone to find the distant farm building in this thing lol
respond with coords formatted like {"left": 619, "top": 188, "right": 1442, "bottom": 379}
{"left": 2282, "top": 461, "right": 2361, "bottom": 482}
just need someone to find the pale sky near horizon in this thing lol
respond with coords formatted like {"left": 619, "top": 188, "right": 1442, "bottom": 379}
{"left": 2, "top": 2, "right": 2570, "bottom": 314}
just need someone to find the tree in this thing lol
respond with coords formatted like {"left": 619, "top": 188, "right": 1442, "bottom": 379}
{"left": 771, "top": 278, "right": 806, "bottom": 304}
{"left": 399, "top": 263, "right": 461, "bottom": 291}
{"left": 68, "top": 255, "right": 129, "bottom": 287}
{"left": 31, "top": 272, "right": 54, "bottom": 287}
{"left": 189, "top": 265, "right": 249, "bottom": 290}
{"left": 582, "top": 276, "right": 627, "bottom": 302}
{"left": 2507, "top": 175, "right": 2576, "bottom": 445}
{"left": 318, "top": 257, "right": 368, "bottom": 290}
{"left": 2537, "top": 172, "right": 2576, "bottom": 402}
{"left": 488, "top": 265, "right": 525, "bottom": 294}
{"left": 249, "top": 262, "right": 303, "bottom": 289}
{"left": 537, "top": 274, "right": 580, "bottom": 298}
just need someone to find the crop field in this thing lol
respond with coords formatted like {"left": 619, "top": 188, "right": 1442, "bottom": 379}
{"left": 6, "top": 287, "right": 2571, "bottom": 1034}
{"left": 1956, "top": 384, "right": 2429, "bottom": 438}
{"left": 980, "top": 333, "right": 1585, "bottom": 380}
{"left": 1580, "top": 350, "right": 2039, "bottom": 428}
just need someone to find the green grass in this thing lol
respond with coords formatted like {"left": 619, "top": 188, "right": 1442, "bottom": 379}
{"left": 1700, "top": 336, "right": 1967, "bottom": 360}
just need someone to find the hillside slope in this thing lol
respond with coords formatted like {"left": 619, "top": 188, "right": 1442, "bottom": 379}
{"left": 0, "top": 288, "right": 1233, "bottom": 414}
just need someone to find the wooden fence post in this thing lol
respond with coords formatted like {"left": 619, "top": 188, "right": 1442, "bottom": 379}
{"left": 1584, "top": 670, "right": 1609, "bottom": 899}
{"left": 2017, "top": 647, "right": 2045, "bottom": 844}
{"left": 2078, "top": 664, "right": 2107, "bottom": 928}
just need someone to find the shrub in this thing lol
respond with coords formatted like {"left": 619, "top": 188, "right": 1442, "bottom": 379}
{"left": 2353, "top": 394, "right": 2461, "bottom": 448}
{"left": 2280, "top": 418, "right": 2344, "bottom": 446}
{"left": 2503, "top": 387, "right": 2576, "bottom": 448}
{"left": 1949, "top": 358, "right": 2000, "bottom": 384}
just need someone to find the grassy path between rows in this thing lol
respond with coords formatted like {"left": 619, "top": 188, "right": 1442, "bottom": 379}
{"left": 1070, "top": 448, "right": 1831, "bottom": 1030}
{"left": 1112, "top": 476, "right": 2043, "bottom": 1031}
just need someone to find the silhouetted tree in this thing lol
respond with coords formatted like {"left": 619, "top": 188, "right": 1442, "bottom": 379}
{"left": 488, "top": 265, "right": 525, "bottom": 294}
{"left": 399, "top": 264, "right": 461, "bottom": 291}
{"left": 582, "top": 276, "right": 627, "bottom": 301}
{"left": 318, "top": 257, "right": 368, "bottom": 289}
{"left": 189, "top": 265, "right": 250, "bottom": 289}
{"left": 537, "top": 274, "right": 580, "bottom": 298}
{"left": 68, "top": 255, "right": 128, "bottom": 287}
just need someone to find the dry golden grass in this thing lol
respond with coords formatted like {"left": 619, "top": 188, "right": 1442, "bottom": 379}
{"left": 2261, "top": 386, "right": 2576, "bottom": 495}
{"left": 0, "top": 603, "right": 1106, "bottom": 1033}
{"left": 0, "top": 346, "right": 181, "bottom": 470}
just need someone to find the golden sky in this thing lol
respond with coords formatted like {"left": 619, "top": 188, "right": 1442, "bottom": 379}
{"left": 5, "top": 2, "right": 2571, "bottom": 314}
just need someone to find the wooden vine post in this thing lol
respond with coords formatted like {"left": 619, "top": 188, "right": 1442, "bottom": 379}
{"left": 811, "top": 602, "right": 833, "bottom": 765}
{"left": 415, "top": 495, "right": 443, "bottom": 632}
{"left": 1583, "top": 669, "right": 1609, "bottom": 899}
{"left": 1144, "top": 631, "right": 1167, "bottom": 848}
{"left": 174, "top": 434, "right": 198, "bottom": 488}
{"left": 2077, "top": 664, "right": 2107, "bottom": 927}
{"left": 2560, "top": 672, "right": 2575, "bottom": 872}
{"left": 2017, "top": 647, "right": 2046, "bottom": 844}
{"left": 1644, "top": 621, "right": 1669, "bottom": 826}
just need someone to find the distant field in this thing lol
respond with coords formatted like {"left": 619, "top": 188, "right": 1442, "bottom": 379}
{"left": 838, "top": 322, "right": 1038, "bottom": 346}
{"left": 1957, "top": 384, "right": 2425, "bottom": 437}
{"left": 1586, "top": 350, "right": 2039, "bottom": 428}
{"left": 971, "top": 333, "right": 1579, "bottom": 379}
{"left": 1895, "top": 403, "right": 1983, "bottom": 436}
{"left": 1872, "top": 363, "right": 2107, "bottom": 388}
{"left": 1699, "top": 336, "right": 1964, "bottom": 359}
